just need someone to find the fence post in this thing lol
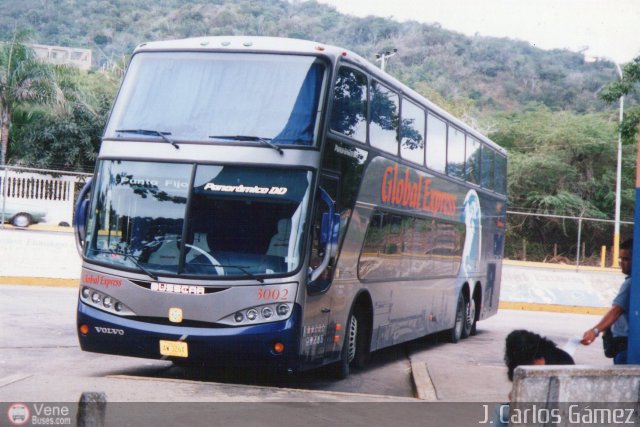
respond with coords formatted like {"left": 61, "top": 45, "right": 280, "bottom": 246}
{"left": 1, "top": 166, "right": 7, "bottom": 228}
{"left": 575, "top": 217, "right": 583, "bottom": 269}
{"left": 601, "top": 246, "right": 607, "bottom": 268}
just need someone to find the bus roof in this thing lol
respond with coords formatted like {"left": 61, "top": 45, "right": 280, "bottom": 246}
{"left": 133, "top": 36, "right": 505, "bottom": 155}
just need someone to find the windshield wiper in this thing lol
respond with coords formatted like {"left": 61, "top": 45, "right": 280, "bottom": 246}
{"left": 211, "top": 263, "right": 264, "bottom": 284}
{"left": 116, "top": 129, "right": 179, "bottom": 150}
{"left": 125, "top": 253, "right": 159, "bottom": 281}
{"left": 90, "top": 248, "right": 159, "bottom": 281}
{"left": 209, "top": 135, "right": 283, "bottom": 155}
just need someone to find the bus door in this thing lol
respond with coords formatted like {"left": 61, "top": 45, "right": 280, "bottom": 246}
{"left": 301, "top": 174, "right": 341, "bottom": 365}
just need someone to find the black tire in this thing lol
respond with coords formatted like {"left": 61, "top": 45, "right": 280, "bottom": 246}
{"left": 333, "top": 306, "right": 368, "bottom": 379}
{"left": 11, "top": 213, "right": 33, "bottom": 228}
{"left": 462, "top": 296, "right": 476, "bottom": 339}
{"left": 449, "top": 293, "right": 465, "bottom": 343}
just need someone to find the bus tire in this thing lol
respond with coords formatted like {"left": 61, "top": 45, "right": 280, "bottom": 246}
{"left": 449, "top": 293, "right": 465, "bottom": 343}
{"left": 462, "top": 296, "right": 476, "bottom": 339}
{"left": 333, "top": 306, "right": 367, "bottom": 379}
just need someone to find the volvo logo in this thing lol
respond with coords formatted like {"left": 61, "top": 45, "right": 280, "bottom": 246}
{"left": 94, "top": 326, "right": 125, "bottom": 335}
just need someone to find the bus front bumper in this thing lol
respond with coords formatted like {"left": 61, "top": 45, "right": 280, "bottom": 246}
{"left": 77, "top": 301, "right": 301, "bottom": 372}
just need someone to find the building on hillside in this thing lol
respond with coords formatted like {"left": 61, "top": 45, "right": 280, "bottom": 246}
{"left": 30, "top": 43, "right": 92, "bottom": 70}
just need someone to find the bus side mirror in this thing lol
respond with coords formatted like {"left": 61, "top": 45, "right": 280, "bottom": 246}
{"left": 320, "top": 212, "right": 340, "bottom": 257}
{"left": 74, "top": 178, "right": 92, "bottom": 255}
{"left": 309, "top": 188, "right": 337, "bottom": 284}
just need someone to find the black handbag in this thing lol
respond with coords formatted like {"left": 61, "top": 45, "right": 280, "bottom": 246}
{"left": 602, "top": 328, "right": 627, "bottom": 358}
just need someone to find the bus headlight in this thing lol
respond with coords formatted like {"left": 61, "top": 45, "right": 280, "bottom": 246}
{"left": 246, "top": 309, "right": 259, "bottom": 321}
{"left": 91, "top": 292, "right": 101, "bottom": 304}
{"left": 222, "top": 302, "right": 294, "bottom": 326}
{"left": 276, "top": 304, "right": 289, "bottom": 316}
{"left": 80, "top": 287, "right": 133, "bottom": 316}
{"left": 262, "top": 306, "right": 273, "bottom": 319}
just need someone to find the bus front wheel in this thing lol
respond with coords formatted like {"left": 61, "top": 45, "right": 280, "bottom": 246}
{"left": 333, "top": 307, "right": 367, "bottom": 379}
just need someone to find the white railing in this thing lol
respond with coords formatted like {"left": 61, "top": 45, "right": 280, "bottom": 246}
{"left": 0, "top": 166, "right": 91, "bottom": 227}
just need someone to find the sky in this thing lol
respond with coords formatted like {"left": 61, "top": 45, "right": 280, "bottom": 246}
{"left": 315, "top": 0, "right": 639, "bottom": 64}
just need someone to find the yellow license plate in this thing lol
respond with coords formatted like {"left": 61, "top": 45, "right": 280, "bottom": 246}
{"left": 159, "top": 340, "right": 188, "bottom": 358}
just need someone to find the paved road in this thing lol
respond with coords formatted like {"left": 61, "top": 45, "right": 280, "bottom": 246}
{"left": 0, "top": 284, "right": 414, "bottom": 402}
{"left": 0, "top": 284, "right": 609, "bottom": 405}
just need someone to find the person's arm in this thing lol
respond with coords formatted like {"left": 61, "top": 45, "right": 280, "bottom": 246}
{"left": 581, "top": 305, "right": 624, "bottom": 345}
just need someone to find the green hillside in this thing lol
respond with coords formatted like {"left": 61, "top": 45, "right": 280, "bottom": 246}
{"left": 0, "top": 0, "right": 623, "bottom": 115}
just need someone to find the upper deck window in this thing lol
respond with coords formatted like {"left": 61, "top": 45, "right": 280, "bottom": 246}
{"left": 447, "top": 126, "right": 466, "bottom": 180}
{"left": 400, "top": 99, "right": 425, "bottom": 165}
{"left": 495, "top": 154, "right": 507, "bottom": 195}
{"left": 481, "top": 146, "right": 495, "bottom": 191}
{"left": 369, "top": 80, "right": 399, "bottom": 154}
{"left": 465, "top": 136, "right": 481, "bottom": 185}
{"left": 330, "top": 67, "right": 368, "bottom": 143}
{"left": 426, "top": 113, "right": 446, "bottom": 174}
{"left": 105, "top": 52, "right": 326, "bottom": 146}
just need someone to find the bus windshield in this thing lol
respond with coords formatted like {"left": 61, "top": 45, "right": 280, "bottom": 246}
{"left": 105, "top": 52, "right": 326, "bottom": 146}
{"left": 84, "top": 161, "right": 312, "bottom": 279}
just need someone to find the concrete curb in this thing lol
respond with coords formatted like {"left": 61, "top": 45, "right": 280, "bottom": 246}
{"left": 503, "top": 259, "right": 620, "bottom": 273}
{"left": 409, "top": 358, "right": 438, "bottom": 401}
{"left": 498, "top": 301, "right": 608, "bottom": 315}
{"left": 0, "top": 276, "right": 78, "bottom": 287}
{"left": 0, "top": 224, "right": 74, "bottom": 233}
{"left": 108, "top": 374, "right": 419, "bottom": 402}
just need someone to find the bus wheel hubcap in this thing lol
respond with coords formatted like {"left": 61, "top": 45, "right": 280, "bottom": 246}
{"left": 347, "top": 315, "right": 358, "bottom": 363}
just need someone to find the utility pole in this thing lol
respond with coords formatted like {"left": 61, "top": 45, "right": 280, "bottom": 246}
{"left": 584, "top": 56, "right": 625, "bottom": 266}
{"left": 612, "top": 62, "right": 625, "bottom": 267}
{"left": 375, "top": 49, "right": 397, "bottom": 72}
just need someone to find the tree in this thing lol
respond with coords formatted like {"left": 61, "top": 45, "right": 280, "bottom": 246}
{"left": 600, "top": 56, "right": 640, "bottom": 144}
{"left": 0, "top": 29, "right": 61, "bottom": 165}
{"left": 10, "top": 67, "right": 118, "bottom": 171}
{"left": 489, "top": 106, "right": 625, "bottom": 260}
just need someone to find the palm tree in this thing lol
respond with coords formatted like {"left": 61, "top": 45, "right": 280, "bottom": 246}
{"left": 0, "top": 29, "right": 61, "bottom": 165}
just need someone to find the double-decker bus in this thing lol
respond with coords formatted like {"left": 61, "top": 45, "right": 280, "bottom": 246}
{"left": 74, "top": 36, "right": 507, "bottom": 378}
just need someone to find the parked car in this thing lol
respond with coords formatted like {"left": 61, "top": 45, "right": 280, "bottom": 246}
{"left": 0, "top": 200, "right": 47, "bottom": 227}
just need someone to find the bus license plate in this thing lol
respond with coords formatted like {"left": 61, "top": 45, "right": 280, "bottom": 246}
{"left": 159, "top": 340, "right": 188, "bottom": 358}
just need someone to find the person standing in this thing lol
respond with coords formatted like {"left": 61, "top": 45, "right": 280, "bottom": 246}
{"left": 581, "top": 238, "right": 632, "bottom": 364}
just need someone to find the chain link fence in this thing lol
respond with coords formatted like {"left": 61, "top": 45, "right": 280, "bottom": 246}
{"left": 505, "top": 210, "right": 634, "bottom": 268}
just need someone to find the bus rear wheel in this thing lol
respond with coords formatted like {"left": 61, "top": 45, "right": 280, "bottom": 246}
{"left": 462, "top": 297, "right": 476, "bottom": 339}
{"left": 449, "top": 293, "right": 465, "bottom": 343}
